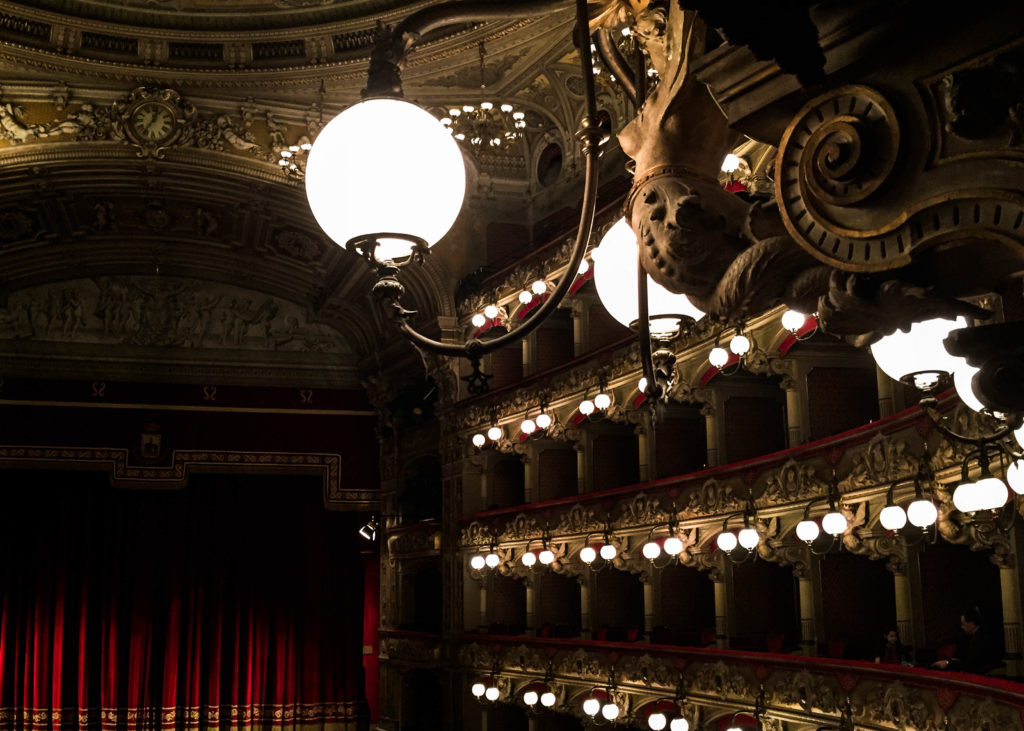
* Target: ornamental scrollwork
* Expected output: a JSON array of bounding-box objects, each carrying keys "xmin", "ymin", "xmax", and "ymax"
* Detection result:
[
  {"xmin": 839, "ymin": 433, "xmax": 917, "ymax": 491},
  {"xmin": 688, "ymin": 661, "xmax": 750, "ymax": 699},
  {"xmin": 683, "ymin": 477, "xmax": 742, "ymax": 517},
  {"xmin": 554, "ymin": 503, "xmax": 602, "ymax": 535},
  {"xmin": 616, "ymin": 653, "xmax": 676, "ymax": 687},
  {"xmin": 769, "ymin": 669, "xmax": 839, "ymax": 713},
  {"xmin": 843, "ymin": 528, "xmax": 910, "ymax": 575},
  {"xmin": 556, "ymin": 648, "xmax": 607, "ymax": 681},
  {"xmin": 863, "ymin": 680, "xmax": 940, "ymax": 731},
  {"xmin": 760, "ymin": 459, "xmax": 824, "ymax": 505},
  {"xmin": 946, "ymin": 694, "xmax": 1022, "ymax": 731},
  {"xmin": 506, "ymin": 645, "xmax": 547, "ymax": 673},
  {"xmin": 621, "ymin": 492, "xmax": 669, "ymax": 527},
  {"xmin": 500, "ymin": 513, "xmax": 541, "ymax": 542}
]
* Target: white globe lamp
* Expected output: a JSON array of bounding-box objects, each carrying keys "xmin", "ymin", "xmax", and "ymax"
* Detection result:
[
  {"xmin": 484, "ymin": 552, "xmax": 500, "ymax": 568},
  {"xmin": 540, "ymin": 691, "xmax": 556, "ymax": 707},
  {"xmin": 485, "ymin": 685, "xmax": 500, "ymax": 702},
  {"xmin": 521, "ymin": 551, "xmax": 537, "ymax": 567},
  {"xmin": 953, "ymin": 362, "xmax": 986, "ymax": 412},
  {"xmin": 670, "ymin": 718, "xmax": 690, "ymax": 731},
  {"xmin": 822, "ymin": 511, "xmax": 848, "ymax": 536},
  {"xmin": 729, "ymin": 334, "xmax": 751, "ymax": 356},
  {"xmin": 648, "ymin": 712, "xmax": 667, "ymax": 730},
  {"xmin": 870, "ymin": 316, "xmax": 967, "ymax": 390},
  {"xmin": 709, "ymin": 347, "xmax": 730, "ymax": 369},
  {"xmin": 594, "ymin": 392, "xmax": 612, "ymax": 410},
  {"xmin": 781, "ymin": 309, "xmax": 807, "ymax": 333},
  {"xmin": 305, "ymin": 98, "xmax": 466, "ymax": 262},
  {"xmin": 600, "ymin": 544, "xmax": 617, "ymax": 561},
  {"xmin": 601, "ymin": 702, "xmax": 620, "ymax": 721},
  {"xmin": 583, "ymin": 698, "xmax": 601, "ymax": 716},
  {"xmin": 523, "ymin": 690, "xmax": 539, "ymax": 706},
  {"xmin": 1007, "ymin": 459, "xmax": 1024, "ymax": 495},
  {"xmin": 521, "ymin": 417, "xmax": 536, "ymax": 435},
  {"xmin": 879, "ymin": 503, "xmax": 908, "ymax": 531},
  {"xmin": 796, "ymin": 519, "xmax": 820, "ymax": 543},
  {"xmin": 535, "ymin": 412, "xmax": 552, "ymax": 430},
  {"xmin": 539, "ymin": 548, "xmax": 555, "ymax": 565},
  {"xmin": 580, "ymin": 546, "xmax": 597, "ymax": 564},
  {"xmin": 470, "ymin": 555, "xmax": 485, "ymax": 570},
  {"xmin": 642, "ymin": 541, "xmax": 661, "ymax": 560},
  {"xmin": 716, "ymin": 531, "xmax": 738, "ymax": 552},
  {"xmin": 663, "ymin": 536, "xmax": 683, "ymax": 556},
  {"xmin": 907, "ymin": 498, "xmax": 938, "ymax": 528},
  {"xmin": 487, "ymin": 425, "xmax": 503, "ymax": 441},
  {"xmin": 471, "ymin": 682, "xmax": 486, "ymax": 698},
  {"xmin": 737, "ymin": 526, "xmax": 760, "ymax": 550},
  {"xmin": 579, "ymin": 399, "xmax": 595, "ymax": 416},
  {"xmin": 472, "ymin": 433, "xmax": 486, "ymax": 448}
]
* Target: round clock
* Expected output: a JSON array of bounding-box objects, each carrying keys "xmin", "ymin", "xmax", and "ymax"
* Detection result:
[{"xmin": 129, "ymin": 101, "xmax": 177, "ymax": 146}]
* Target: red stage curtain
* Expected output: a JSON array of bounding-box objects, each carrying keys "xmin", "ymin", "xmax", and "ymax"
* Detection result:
[{"xmin": 0, "ymin": 471, "xmax": 367, "ymax": 731}]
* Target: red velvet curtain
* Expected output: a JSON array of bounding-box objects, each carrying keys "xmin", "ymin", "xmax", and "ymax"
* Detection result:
[{"xmin": 0, "ymin": 471, "xmax": 366, "ymax": 731}]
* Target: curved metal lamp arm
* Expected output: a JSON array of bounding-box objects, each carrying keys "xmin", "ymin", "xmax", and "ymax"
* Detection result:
[
  {"xmin": 373, "ymin": 0, "xmax": 604, "ymax": 387},
  {"xmin": 919, "ymin": 396, "xmax": 1023, "ymax": 447},
  {"xmin": 591, "ymin": 28, "xmax": 639, "ymax": 108}
]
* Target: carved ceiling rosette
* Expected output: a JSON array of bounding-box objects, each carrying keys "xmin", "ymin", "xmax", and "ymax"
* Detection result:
[
  {"xmin": 556, "ymin": 648, "xmax": 608, "ymax": 681},
  {"xmin": 687, "ymin": 660, "xmax": 750, "ymax": 700},
  {"xmin": 616, "ymin": 653, "xmax": 676, "ymax": 688},
  {"xmin": 683, "ymin": 478, "xmax": 742, "ymax": 518},
  {"xmin": 760, "ymin": 458, "xmax": 825, "ymax": 506},
  {"xmin": 947, "ymin": 694, "xmax": 1023, "ymax": 731},
  {"xmin": 839, "ymin": 433, "xmax": 918, "ymax": 492},
  {"xmin": 861, "ymin": 680, "xmax": 941, "ymax": 731},
  {"xmin": 768, "ymin": 669, "xmax": 839, "ymax": 714}
]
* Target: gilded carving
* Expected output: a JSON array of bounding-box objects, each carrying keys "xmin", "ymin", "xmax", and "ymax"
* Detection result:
[
  {"xmin": 688, "ymin": 661, "xmax": 749, "ymax": 699},
  {"xmin": 761, "ymin": 459, "xmax": 823, "ymax": 505},
  {"xmin": 501, "ymin": 513, "xmax": 541, "ymax": 542},
  {"xmin": 769, "ymin": 669, "xmax": 838, "ymax": 713},
  {"xmin": 947, "ymin": 694, "xmax": 1022, "ymax": 731},
  {"xmin": 863, "ymin": 680, "xmax": 939, "ymax": 731},
  {"xmin": 553, "ymin": 503, "xmax": 602, "ymax": 535},
  {"xmin": 684, "ymin": 477, "xmax": 742, "ymax": 516},
  {"xmin": 556, "ymin": 649, "xmax": 607, "ymax": 681},
  {"xmin": 621, "ymin": 492, "xmax": 668, "ymax": 527},
  {"xmin": 616, "ymin": 653, "xmax": 675, "ymax": 687},
  {"xmin": 840, "ymin": 433, "xmax": 917, "ymax": 491}
]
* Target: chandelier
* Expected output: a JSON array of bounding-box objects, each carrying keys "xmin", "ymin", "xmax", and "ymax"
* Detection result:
[{"xmin": 441, "ymin": 42, "xmax": 526, "ymax": 148}]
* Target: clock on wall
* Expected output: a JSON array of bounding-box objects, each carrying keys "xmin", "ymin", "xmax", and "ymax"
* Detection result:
[
  {"xmin": 129, "ymin": 100, "xmax": 177, "ymax": 145},
  {"xmin": 113, "ymin": 86, "xmax": 196, "ymax": 158}
]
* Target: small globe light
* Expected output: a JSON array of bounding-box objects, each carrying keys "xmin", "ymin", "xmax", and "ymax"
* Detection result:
[
  {"xmin": 953, "ymin": 481, "xmax": 980, "ymax": 513},
  {"xmin": 729, "ymin": 334, "xmax": 751, "ymax": 356},
  {"xmin": 663, "ymin": 536, "xmax": 684, "ymax": 556},
  {"xmin": 485, "ymin": 686, "xmax": 500, "ymax": 701},
  {"xmin": 472, "ymin": 433, "xmax": 486, "ymax": 448},
  {"xmin": 737, "ymin": 526, "xmax": 760, "ymax": 550},
  {"xmin": 580, "ymin": 546, "xmax": 597, "ymax": 564},
  {"xmin": 1016, "ymin": 425, "xmax": 1024, "ymax": 450},
  {"xmin": 532, "ymin": 280, "xmax": 547, "ymax": 295},
  {"xmin": 519, "ymin": 290, "xmax": 533, "ymax": 305},
  {"xmin": 648, "ymin": 712, "xmax": 668, "ymax": 730},
  {"xmin": 483, "ymin": 304, "xmax": 500, "ymax": 320},
  {"xmin": 487, "ymin": 425, "xmax": 503, "ymax": 441},
  {"xmin": 535, "ymin": 412, "xmax": 552, "ymax": 430},
  {"xmin": 472, "ymin": 682, "xmax": 486, "ymax": 698},
  {"xmin": 599, "ymin": 544, "xmax": 617, "ymax": 561},
  {"xmin": 953, "ymin": 362, "xmax": 986, "ymax": 412},
  {"xmin": 709, "ymin": 347, "xmax": 730, "ymax": 369},
  {"xmin": 781, "ymin": 309, "xmax": 807, "ymax": 334},
  {"xmin": 870, "ymin": 316, "xmax": 967, "ymax": 390},
  {"xmin": 523, "ymin": 690, "xmax": 539, "ymax": 706},
  {"xmin": 670, "ymin": 719, "xmax": 690, "ymax": 731},
  {"xmin": 978, "ymin": 476, "xmax": 1009, "ymax": 510},
  {"xmin": 521, "ymin": 551, "xmax": 537, "ymax": 567},
  {"xmin": 578, "ymin": 258, "xmax": 590, "ymax": 275},
  {"xmin": 540, "ymin": 691, "xmax": 556, "ymax": 707},
  {"xmin": 484, "ymin": 552, "xmax": 500, "ymax": 568},
  {"xmin": 907, "ymin": 498, "xmax": 938, "ymax": 527},
  {"xmin": 305, "ymin": 98, "xmax": 465, "ymax": 261},
  {"xmin": 594, "ymin": 392, "xmax": 611, "ymax": 410},
  {"xmin": 471, "ymin": 313, "xmax": 486, "ymax": 328},
  {"xmin": 642, "ymin": 541, "xmax": 661, "ymax": 560},
  {"xmin": 470, "ymin": 555, "xmax": 486, "ymax": 570},
  {"xmin": 717, "ymin": 531, "xmax": 738, "ymax": 552},
  {"xmin": 579, "ymin": 399, "xmax": 595, "ymax": 415},
  {"xmin": 795, "ymin": 519, "xmax": 820, "ymax": 543},
  {"xmin": 822, "ymin": 511, "xmax": 848, "ymax": 536},
  {"xmin": 721, "ymin": 153, "xmax": 742, "ymax": 173},
  {"xmin": 539, "ymin": 548, "xmax": 555, "ymax": 565},
  {"xmin": 521, "ymin": 418, "xmax": 536, "ymax": 435},
  {"xmin": 1007, "ymin": 459, "xmax": 1024, "ymax": 495},
  {"xmin": 592, "ymin": 218, "xmax": 705, "ymax": 337},
  {"xmin": 879, "ymin": 504, "xmax": 908, "ymax": 531},
  {"xmin": 583, "ymin": 698, "xmax": 601, "ymax": 716},
  {"xmin": 602, "ymin": 702, "xmax": 620, "ymax": 721},
  {"xmin": 638, "ymin": 376, "xmax": 649, "ymax": 393}
]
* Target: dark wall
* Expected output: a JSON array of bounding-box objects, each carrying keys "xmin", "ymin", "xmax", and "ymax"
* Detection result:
[
  {"xmin": 535, "ymin": 572, "xmax": 581, "ymax": 636},
  {"xmin": 490, "ymin": 456, "xmax": 525, "ymax": 509},
  {"xmin": 537, "ymin": 448, "xmax": 577, "ymax": 502},
  {"xmin": 490, "ymin": 575, "xmax": 526, "ymax": 634},
  {"xmin": 592, "ymin": 569, "xmax": 644, "ymax": 639},
  {"xmin": 655, "ymin": 409, "xmax": 707, "ymax": 478},
  {"xmin": 919, "ymin": 541, "xmax": 1002, "ymax": 651},
  {"xmin": 806, "ymin": 366, "xmax": 879, "ymax": 441},
  {"xmin": 724, "ymin": 394, "xmax": 786, "ymax": 463},
  {"xmin": 591, "ymin": 431, "xmax": 639, "ymax": 492},
  {"xmin": 659, "ymin": 563, "xmax": 715, "ymax": 646},
  {"xmin": 820, "ymin": 553, "xmax": 895, "ymax": 659},
  {"xmin": 731, "ymin": 560, "xmax": 799, "ymax": 651}
]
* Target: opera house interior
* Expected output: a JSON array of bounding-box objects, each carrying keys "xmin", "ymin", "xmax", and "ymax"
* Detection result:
[{"xmin": 3, "ymin": 1, "xmax": 1024, "ymax": 730}]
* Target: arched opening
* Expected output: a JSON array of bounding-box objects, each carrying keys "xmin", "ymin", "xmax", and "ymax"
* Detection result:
[
  {"xmin": 397, "ymin": 455, "xmax": 442, "ymax": 523},
  {"xmin": 535, "ymin": 572, "xmax": 581, "ymax": 638},
  {"xmin": 731, "ymin": 560, "xmax": 799, "ymax": 652},
  {"xmin": 400, "ymin": 669, "xmax": 444, "ymax": 731},
  {"xmin": 490, "ymin": 455, "xmax": 525, "ymax": 510},
  {"xmin": 658, "ymin": 563, "xmax": 715, "ymax": 646},
  {"xmin": 536, "ymin": 141, "xmax": 562, "ymax": 187},
  {"xmin": 819, "ymin": 552, "xmax": 896, "ymax": 659},
  {"xmin": 592, "ymin": 569, "xmax": 644, "ymax": 641}
]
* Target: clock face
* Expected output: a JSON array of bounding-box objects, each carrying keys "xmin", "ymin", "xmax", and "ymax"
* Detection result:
[{"xmin": 131, "ymin": 102, "xmax": 175, "ymax": 144}]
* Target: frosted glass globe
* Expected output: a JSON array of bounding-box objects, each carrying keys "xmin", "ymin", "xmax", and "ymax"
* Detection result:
[
  {"xmin": 953, "ymin": 481, "xmax": 980, "ymax": 513},
  {"xmin": 716, "ymin": 532, "xmax": 738, "ymax": 552},
  {"xmin": 305, "ymin": 98, "xmax": 465, "ymax": 260},
  {"xmin": 737, "ymin": 526, "xmax": 759, "ymax": 550},
  {"xmin": 979, "ymin": 476, "xmax": 1009, "ymax": 510},
  {"xmin": 907, "ymin": 498, "xmax": 938, "ymax": 527},
  {"xmin": 1016, "ymin": 425, "xmax": 1024, "ymax": 450},
  {"xmin": 484, "ymin": 304, "xmax": 500, "ymax": 320},
  {"xmin": 870, "ymin": 317, "xmax": 967, "ymax": 390},
  {"xmin": 796, "ymin": 519, "xmax": 820, "ymax": 542},
  {"xmin": 638, "ymin": 376, "xmax": 649, "ymax": 392},
  {"xmin": 709, "ymin": 347, "xmax": 729, "ymax": 369},
  {"xmin": 1007, "ymin": 459, "xmax": 1024, "ymax": 495},
  {"xmin": 592, "ymin": 218, "xmax": 705, "ymax": 336},
  {"xmin": 781, "ymin": 309, "xmax": 807, "ymax": 333},
  {"xmin": 484, "ymin": 552, "xmax": 500, "ymax": 568},
  {"xmin": 600, "ymin": 544, "xmax": 617, "ymax": 561},
  {"xmin": 471, "ymin": 682, "xmax": 486, "ymax": 697},
  {"xmin": 953, "ymin": 362, "xmax": 986, "ymax": 412},
  {"xmin": 594, "ymin": 392, "xmax": 612, "ymax": 410},
  {"xmin": 642, "ymin": 541, "xmax": 661, "ymax": 560},
  {"xmin": 531, "ymin": 280, "xmax": 547, "ymax": 295},
  {"xmin": 879, "ymin": 504, "xmax": 908, "ymax": 531},
  {"xmin": 541, "ymin": 691, "xmax": 555, "ymax": 707},
  {"xmin": 471, "ymin": 313, "xmax": 486, "ymax": 328},
  {"xmin": 579, "ymin": 399, "xmax": 595, "ymax": 416},
  {"xmin": 583, "ymin": 698, "xmax": 601, "ymax": 716},
  {"xmin": 521, "ymin": 418, "xmax": 536, "ymax": 435},
  {"xmin": 485, "ymin": 686, "xmax": 500, "ymax": 701},
  {"xmin": 670, "ymin": 719, "xmax": 690, "ymax": 731},
  {"xmin": 472, "ymin": 433, "xmax": 486, "ymax": 448},
  {"xmin": 535, "ymin": 413, "xmax": 552, "ymax": 430},
  {"xmin": 519, "ymin": 290, "xmax": 533, "ymax": 305},
  {"xmin": 521, "ymin": 551, "xmax": 537, "ymax": 567},
  {"xmin": 523, "ymin": 691, "xmax": 539, "ymax": 706},
  {"xmin": 487, "ymin": 426, "xmax": 503, "ymax": 441},
  {"xmin": 580, "ymin": 546, "xmax": 597, "ymax": 563},
  {"xmin": 470, "ymin": 555, "xmax": 485, "ymax": 570},
  {"xmin": 539, "ymin": 549, "xmax": 555, "ymax": 565},
  {"xmin": 648, "ymin": 712, "xmax": 667, "ymax": 730},
  {"xmin": 822, "ymin": 511, "xmax": 848, "ymax": 536},
  {"xmin": 729, "ymin": 334, "xmax": 751, "ymax": 356},
  {"xmin": 663, "ymin": 536, "xmax": 683, "ymax": 556},
  {"xmin": 602, "ymin": 702, "xmax": 620, "ymax": 720}
]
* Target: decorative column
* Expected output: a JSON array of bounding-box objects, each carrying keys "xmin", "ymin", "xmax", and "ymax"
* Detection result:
[
  {"xmin": 630, "ymin": 410, "xmax": 654, "ymax": 482},
  {"xmin": 704, "ymin": 556, "xmax": 733, "ymax": 649},
  {"xmin": 478, "ymin": 581, "xmax": 489, "ymax": 633},
  {"xmin": 876, "ymin": 366, "xmax": 895, "ymax": 418},
  {"xmin": 525, "ymin": 579, "xmax": 536, "ymax": 636},
  {"xmin": 781, "ymin": 376, "xmax": 804, "ymax": 448},
  {"xmin": 517, "ymin": 444, "xmax": 536, "ymax": 504},
  {"xmin": 795, "ymin": 559, "xmax": 821, "ymax": 656},
  {"xmin": 580, "ymin": 576, "xmax": 592, "ymax": 639},
  {"xmin": 702, "ymin": 402, "xmax": 719, "ymax": 468},
  {"xmin": 567, "ymin": 428, "xmax": 591, "ymax": 494},
  {"xmin": 643, "ymin": 578, "xmax": 655, "ymax": 639},
  {"xmin": 889, "ymin": 545, "xmax": 925, "ymax": 652},
  {"xmin": 997, "ymin": 526, "xmax": 1023, "ymax": 676},
  {"xmin": 522, "ymin": 331, "xmax": 536, "ymax": 378},
  {"xmin": 570, "ymin": 299, "xmax": 590, "ymax": 357}
]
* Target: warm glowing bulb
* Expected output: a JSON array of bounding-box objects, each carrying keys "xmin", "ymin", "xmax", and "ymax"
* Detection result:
[
  {"xmin": 709, "ymin": 347, "xmax": 729, "ymax": 369},
  {"xmin": 539, "ymin": 549, "xmax": 555, "ymax": 565},
  {"xmin": 870, "ymin": 316, "xmax": 967, "ymax": 390},
  {"xmin": 523, "ymin": 691, "xmax": 539, "ymax": 706},
  {"xmin": 579, "ymin": 399, "xmax": 595, "ymax": 415},
  {"xmin": 716, "ymin": 532, "xmax": 738, "ymax": 552},
  {"xmin": 578, "ymin": 258, "xmax": 590, "ymax": 274},
  {"xmin": 642, "ymin": 541, "xmax": 661, "ymax": 560},
  {"xmin": 535, "ymin": 412, "xmax": 552, "ymax": 429},
  {"xmin": 583, "ymin": 698, "xmax": 601, "ymax": 716},
  {"xmin": 521, "ymin": 551, "xmax": 537, "ymax": 567},
  {"xmin": 602, "ymin": 702, "xmax": 620, "ymax": 720},
  {"xmin": 599, "ymin": 544, "xmax": 617, "ymax": 561},
  {"xmin": 638, "ymin": 376, "xmax": 649, "ymax": 392},
  {"xmin": 540, "ymin": 691, "xmax": 556, "ymax": 707},
  {"xmin": 781, "ymin": 309, "xmax": 807, "ymax": 333},
  {"xmin": 519, "ymin": 290, "xmax": 533, "ymax": 305},
  {"xmin": 953, "ymin": 362, "xmax": 986, "ymax": 412},
  {"xmin": 648, "ymin": 712, "xmax": 667, "ymax": 730},
  {"xmin": 487, "ymin": 425, "xmax": 503, "ymax": 441},
  {"xmin": 907, "ymin": 498, "xmax": 938, "ymax": 528},
  {"xmin": 470, "ymin": 555, "xmax": 485, "ymax": 570},
  {"xmin": 879, "ymin": 504, "xmax": 908, "ymax": 531},
  {"xmin": 822, "ymin": 511, "xmax": 848, "ymax": 536},
  {"xmin": 594, "ymin": 392, "xmax": 611, "ymax": 410},
  {"xmin": 484, "ymin": 552, "xmax": 500, "ymax": 568},
  {"xmin": 738, "ymin": 526, "xmax": 759, "ymax": 550},
  {"xmin": 531, "ymin": 280, "xmax": 547, "ymax": 295},
  {"xmin": 729, "ymin": 334, "xmax": 751, "ymax": 356},
  {"xmin": 483, "ymin": 304, "xmax": 500, "ymax": 320},
  {"xmin": 670, "ymin": 719, "xmax": 690, "ymax": 731},
  {"xmin": 485, "ymin": 686, "xmax": 499, "ymax": 701},
  {"xmin": 796, "ymin": 519, "xmax": 820, "ymax": 543},
  {"xmin": 721, "ymin": 153, "xmax": 742, "ymax": 173},
  {"xmin": 663, "ymin": 536, "xmax": 683, "ymax": 556},
  {"xmin": 521, "ymin": 418, "xmax": 536, "ymax": 435},
  {"xmin": 471, "ymin": 313, "xmax": 486, "ymax": 328},
  {"xmin": 1016, "ymin": 425, "xmax": 1024, "ymax": 450},
  {"xmin": 472, "ymin": 682, "xmax": 486, "ymax": 697},
  {"xmin": 580, "ymin": 546, "xmax": 597, "ymax": 564},
  {"xmin": 472, "ymin": 433, "xmax": 486, "ymax": 448},
  {"xmin": 1007, "ymin": 459, "xmax": 1024, "ymax": 495}
]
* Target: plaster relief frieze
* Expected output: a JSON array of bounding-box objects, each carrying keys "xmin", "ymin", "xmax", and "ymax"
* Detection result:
[
  {"xmin": 620, "ymin": 492, "xmax": 668, "ymax": 528},
  {"xmin": 616, "ymin": 653, "xmax": 676, "ymax": 688},
  {"xmin": 760, "ymin": 458, "xmax": 824, "ymax": 506},
  {"xmin": 499, "ymin": 513, "xmax": 540, "ymax": 542},
  {"xmin": 505, "ymin": 645, "xmax": 547, "ymax": 673},
  {"xmin": 457, "ymin": 642, "xmax": 496, "ymax": 671},
  {"xmin": 687, "ymin": 660, "xmax": 750, "ymax": 700},
  {"xmin": 768, "ymin": 669, "xmax": 839, "ymax": 713},
  {"xmin": 555, "ymin": 648, "xmax": 607, "ymax": 682},
  {"xmin": 838, "ymin": 433, "xmax": 917, "ymax": 492},
  {"xmin": 683, "ymin": 477, "xmax": 742, "ymax": 518},
  {"xmin": 843, "ymin": 528, "xmax": 910, "ymax": 575},
  {"xmin": 553, "ymin": 503, "xmax": 602, "ymax": 536},
  {"xmin": 0, "ymin": 276, "xmax": 346, "ymax": 353},
  {"xmin": 946, "ymin": 694, "xmax": 1023, "ymax": 731},
  {"xmin": 861, "ymin": 680, "xmax": 940, "ymax": 731}
]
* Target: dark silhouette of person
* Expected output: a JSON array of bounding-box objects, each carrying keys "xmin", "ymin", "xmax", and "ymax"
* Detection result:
[
  {"xmin": 874, "ymin": 628, "xmax": 911, "ymax": 665},
  {"xmin": 931, "ymin": 608, "xmax": 1003, "ymax": 674}
]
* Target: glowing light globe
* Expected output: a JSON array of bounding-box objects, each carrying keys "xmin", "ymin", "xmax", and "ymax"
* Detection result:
[
  {"xmin": 602, "ymin": 702, "xmax": 620, "ymax": 721},
  {"xmin": 670, "ymin": 719, "xmax": 690, "ymax": 731},
  {"xmin": 737, "ymin": 526, "xmax": 759, "ymax": 550},
  {"xmin": 519, "ymin": 290, "xmax": 533, "ymax": 305},
  {"xmin": 1016, "ymin": 424, "xmax": 1024, "ymax": 450},
  {"xmin": 483, "ymin": 304, "xmax": 500, "ymax": 320},
  {"xmin": 471, "ymin": 313, "xmax": 486, "ymax": 328},
  {"xmin": 471, "ymin": 682, "xmax": 486, "ymax": 698},
  {"xmin": 781, "ymin": 309, "xmax": 807, "ymax": 333},
  {"xmin": 580, "ymin": 546, "xmax": 597, "ymax": 563},
  {"xmin": 594, "ymin": 392, "xmax": 612, "ymax": 410},
  {"xmin": 716, "ymin": 532, "xmax": 738, "ymax": 552},
  {"xmin": 953, "ymin": 362, "xmax": 986, "ymax": 412},
  {"xmin": 795, "ymin": 519, "xmax": 820, "ymax": 543},
  {"xmin": 642, "ymin": 541, "xmax": 661, "ymax": 560},
  {"xmin": 484, "ymin": 552, "xmax": 500, "ymax": 568},
  {"xmin": 487, "ymin": 425, "xmax": 503, "ymax": 441},
  {"xmin": 822, "ymin": 511, "xmax": 848, "ymax": 536},
  {"xmin": 600, "ymin": 544, "xmax": 617, "ymax": 561},
  {"xmin": 523, "ymin": 690, "xmax": 539, "ymax": 706},
  {"xmin": 663, "ymin": 536, "xmax": 683, "ymax": 556},
  {"xmin": 470, "ymin": 555, "xmax": 486, "ymax": 570},
  {"xmin": 485, "ymin": 686, "xmax": 500, "ymax": 701},
  {"xmin": 953, "ymin": 477, "xmax": 1006, "ymax": 513},
  {"xmin": 521, "ymin": 418, "xmax": 536, "ymax": 435},
  {"xmin": 879, "ymin": 504, "xmax": 908, "ymax": 531},
  {"xmin": 722, "ymin": 153, "xmax": 742, "ymax": 173},
  {"xmin": 709, "ymin": 347, "xmax": 729, "ymax": 369},
  {"xmin": 532, "ymin": 280, "xmax": 547, "ymax": 295},
  {"xmin": 592, "ymin": 218, "xmax": 705, "ymax": 337},
  {"xmin": 305, "ymin": 98, "xmax": 466, "ymax": 261},
  {"xmin": 907, "ymin": 498, "xmax": 938, "ymax": 528},
  {"xmin": 729, "ymin": 334, "xmax": 751, "ymax": 356},
  {"xmin": 472, "ymin": 433, "xmax": 486, "ymax": 448},
  {"xmin": 535, "ymin": 412, "xmax": 552, "ymax": 430},
  {"xmin": 1007, "ymin": 459, "xmax": 1024, "ymax": 495},
  {"xmin": 539, "ymin": 548, "xmax": 555, "ymax": 565},
  {"xmin": 583, "ymin": 698, "xmax": 601, "ymax": 716},
  {"xmin": 579, "ymin": 399, "xmax": 595, "ymax": 416},
  {"xmin": 870, "ymin": 317, "xmax": 967, "ymax": 390},
  {"xmin": 638, "ymin": 376, "xmax": 649, "ymax": 392},
  {"xmin": 541, "ymin": 691, "xmax": 556, "ymax": 707},
  {"xmin": 521, "ymin": 551, "xmax": 537, "ymax": 567},
  {"xmin": 648, "ymin": 712, "xmax": 667, "ymax": 730}
]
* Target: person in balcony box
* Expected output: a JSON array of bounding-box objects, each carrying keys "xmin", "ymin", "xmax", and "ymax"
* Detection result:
[
  {"xmin": 874, "ymin": 628, "xmax": 912, "ymax": 666},
  {"xmin": 931, "ymin": 608, "xmax": 1003, "ymax": 674}
]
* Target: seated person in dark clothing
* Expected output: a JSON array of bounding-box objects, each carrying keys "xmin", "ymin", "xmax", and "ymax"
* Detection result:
[
  {"xmin": 931, "ymin": 609, "xmax": 1003, "ymax": 674},
  {"xmin": 874, "ymin": 628, "xmax": 911, "ymax": 665}
]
